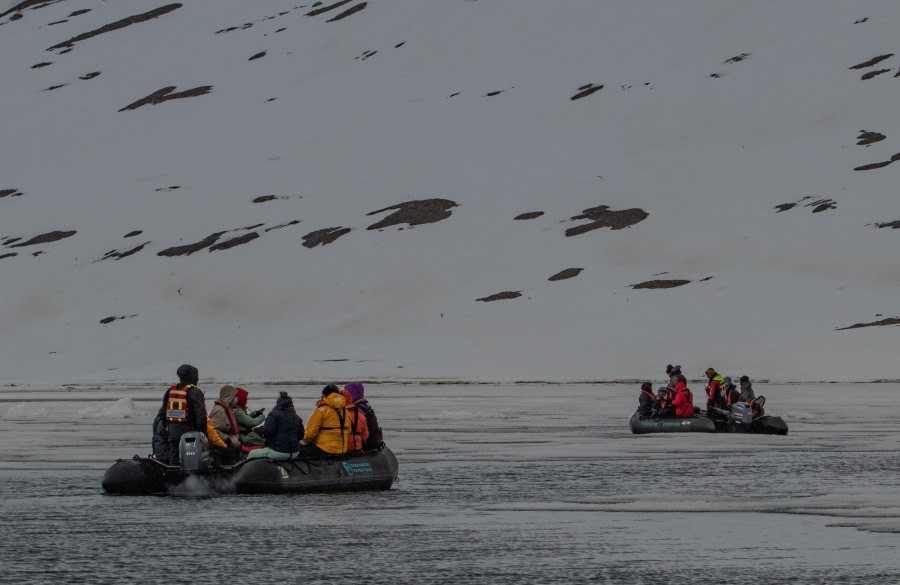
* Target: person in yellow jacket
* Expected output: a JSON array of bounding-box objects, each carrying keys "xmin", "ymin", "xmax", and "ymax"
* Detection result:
[{"xmin": 298, "ymin": 385, "xmax": 352, "ymax": 457}]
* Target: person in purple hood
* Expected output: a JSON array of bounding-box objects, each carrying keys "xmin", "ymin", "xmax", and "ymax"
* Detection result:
[{"xmin": 343, "ymin": 382, "xmax": 383, "ymax": 451}]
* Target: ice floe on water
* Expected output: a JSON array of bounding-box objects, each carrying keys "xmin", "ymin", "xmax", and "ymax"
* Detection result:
[
  {"xmin": 2, "ymin": 402, "xmax": 47, "ymax": 419},
  {"xmin": 78, "ymin": 397, "xmax": 140, "ymax": 419}
]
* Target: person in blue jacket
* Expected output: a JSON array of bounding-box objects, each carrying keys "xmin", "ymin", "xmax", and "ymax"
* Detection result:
[{"xmin": 246, "ymin": 391, "xmax": 305, "ymax": 460}]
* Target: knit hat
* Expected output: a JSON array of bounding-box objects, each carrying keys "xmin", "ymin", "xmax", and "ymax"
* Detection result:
[
  {"xmin": 705, "ymin": 368, "xmax": 716, "ymax": 376},
  {"xmin": 176, "ymin": 364, "xmax": 198, "ymax": 386},
  {"xmin": 641, "ymin": 382, "xmax": 652, "ymax": 392},
  {"xmin": 275, "ymin": 391, "xmax": 294, "ymax": 409},
  {"xmin": 739, "ymin": 375, "xmax": 750, "ymax": 385},
  {"xmin": 665, "ymin": 364, "xmax": 674, "ymax": 375}
]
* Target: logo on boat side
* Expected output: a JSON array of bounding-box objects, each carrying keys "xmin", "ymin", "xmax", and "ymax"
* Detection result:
[{"xmin": 342, "ymin": 462, "xmax": 373, "ymax": 475}]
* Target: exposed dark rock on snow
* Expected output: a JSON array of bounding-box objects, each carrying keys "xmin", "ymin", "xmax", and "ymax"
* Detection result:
[
  {"xmin": 356, "ymin": 50, "xmax": 377, "ymax": 61},
  {"xmin": 253, "ymin": 195, "xmax": 288, "ymax": 203},
  {"xmin": 861, "ymin": 69, "xmax": 892, "ymax": 80},
  {"xmin": 306, "ymin": 0, "xmax": 353, "ymax": 17},
  {"xmin": 249, "ymin": 51, "xmax": 266, "ymax": 61},
  {"xmin": 0, "ymin": 0, "xmax": 66, "ymax": 18},
  {"xmin": 0, "ymin": 253, "xmax": 16, "ymax": 260},
  {"xmin": 10, "ymin": 230, "xmax": 76, "ymax": 247},
  {"xmin": 124, "ymin": 229, "xmax": 144, "ymax": 238},
  {"xmin": 265, "ymin": 220, "xmax": 300, "ymax": 232},
  {"xmin": 119, "ymin": 85, "xmax": 213, "ymax": 112},
  {"xmin": 565, "ymin": 205, "xmax": 648, "ymax": 236},
  {"xmin": 99, "ymin": 243, "xmax": 149, "ymax": 261},
  {"xmin": 548, "ymin": 268, "xmax": 583, "ymax": 281},
  {"xmin": 837, "ymin": 317, "xmax": 900, "ymax": 330},
  {"xmin": 874, "ymin": 220, "xmax": 900, "ymax": 229},
  {"xmin": 631, "ymin": 279, "xmax": 691, "ymax": 289},
  {"xmin": 242, "ymin": 223, "xmax": 265, "ymax": 231},
  {"xmin": 79, "ymin": 72, "xmax": 101, "ymax": 80},
  {"xmin": 2, "ymin": 237, "xmax": 22, "ymax": 245},
  {"xmin": 155, "ymin": 186, "xmax": 180, "ymax": 192},
  {"xmin": 477, "ymin": 291, "xmax": 522, "ymax": 302},
  {"xmin": 47, "ymin": 4, "xmax": 183, "ymax": 52},
  {"xmin": 216, "ymin": 23, "xmax": 252, "ymax": 34},
  {"xmin": 0, "ymin": 189, "xmax": 23, "ymax": 198},
  {"xmin": 849, "ymin": 54, "xmax": 893, "ymax": 69},
  {"xmin": 100, "ymin": 314, "xmax": 137, "ymax": 325},
  {"xmin": 854, "ymin": 153, "xmax": 900, "ymax": 171},
  {"xmin": 775, "ymin": 197, "xmax": 835, "ymax": 213},
  {"xmin": 571, "ymin": 83, "xmax": 603, "ymax": 101},
  {"xmin": 485, "ymin": 90, "xmax": 504, "ymax": 97},
  {"xmin": 209, "ymin": 232, "xmax": 259, "ymax": 251},
  {"xmin": 303, "ymin": 227, "xmax": 351, "ymax": 248},
  {"xmin": 857, "ymin": 130, "xmax": 886, "ymax": 145},
  {"xmin": 48, "ymin": 19, "xmax": 67, "ymax": 26},
  {"xmin": 515, "ymin": 211, "xmax": 544, "ymax": 220},
  {"xmin": 44, "ymin": 84, "xmax": 68, "ymax": 91},
  {"xmin": 807, "ymin": 198, "xmax": 836, "ymax": 213},
  {"xmin": 69, "ymin": 9, "xmax": 91, "ymax": 17},
  {"xmin": 31, "ymin": 62, "xmax": 52, "ymax": 68},
  {"xmin": 157, "ymin": 232, "xmax": 225, "ymax": 257},
  {"xmin": 724, "ymin": 53, "xmax": 750, "ymax": 63},
  {"xmin": 328, "ymin": 3, "xmax": 367, "ymax": 22},
  {"xmin": 366, "ymin": 198, "xmax": 459, "ymax": 230}
]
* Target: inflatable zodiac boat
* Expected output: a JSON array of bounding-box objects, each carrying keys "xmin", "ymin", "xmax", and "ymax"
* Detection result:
[{"xmin": 102, "ymin": 432, "xmax": 399, "ymax": 496}]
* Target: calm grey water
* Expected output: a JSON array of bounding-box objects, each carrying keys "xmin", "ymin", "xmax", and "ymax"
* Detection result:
[{"xmin": 1, "ymin": 383, "xmax": 899, "ymax": 584}]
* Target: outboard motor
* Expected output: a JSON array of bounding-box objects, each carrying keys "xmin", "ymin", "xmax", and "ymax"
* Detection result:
[
  {"xmin": 728, "ymin": 402, "xmax": 753, "ymax": 432},
  {"xmin": 178, "ymin": 431, "xmax": 210, "ymax": 473}
]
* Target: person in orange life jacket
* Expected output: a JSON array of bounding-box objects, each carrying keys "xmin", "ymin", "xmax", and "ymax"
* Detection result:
[
  {"xmin": 246, "ymin": 391, "xmax": 305, "ymax": 460},
  {"xmin": 672, "ymin": 381, "xmax": 695, "ymax": 417},
  {"xmin": 340, "ymin": 387, "xmax": 369, "ymax": 453},
  {"xmin": 233, "ymin": 387, "xmax": 266, "ymax": 446},
  {"xmin": 722, "ymin": 377, "xmax": 740, "ymax": 408},
  {"xmin": 298, "ymin": 385, "xmax": 353, "ymax": 457},
  {"xmin": 157, "ymin": 364, "xmax": 208, "ymax": 465},
  {"xmin": 638, "ymin": 382, "xmax": 656, "ymax": 417},
  {"xmin": 344, "ymin": 382, "xmax": 383, "ymax": 450},
  {"xmin": 704, "ymin": 367, "xmax": 725, "ymax": 414}
]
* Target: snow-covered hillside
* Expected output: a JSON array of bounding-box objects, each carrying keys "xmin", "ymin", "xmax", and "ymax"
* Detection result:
[{"xmin": 1, "ymin": 0, "xmax": 898, "ymax": 385}]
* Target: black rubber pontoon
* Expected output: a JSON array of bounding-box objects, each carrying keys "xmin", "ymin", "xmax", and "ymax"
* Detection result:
[{"xmin": 102, "ymin": 446, "xmax": 399, "ymax": 496}]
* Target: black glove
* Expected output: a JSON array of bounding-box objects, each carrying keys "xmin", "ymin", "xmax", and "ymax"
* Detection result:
[{"xmin": 251, "ymin": 408, "xmax": 265, "ymax": 417}]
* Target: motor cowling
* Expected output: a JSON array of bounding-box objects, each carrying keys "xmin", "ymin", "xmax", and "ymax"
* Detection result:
[
  {"xmin": 729, "ymin": 402, "xmax": 753, "ymax": 430},
  {"xmin": 178, "ymin": 431, "xmax": 210, "ymax": 473}
]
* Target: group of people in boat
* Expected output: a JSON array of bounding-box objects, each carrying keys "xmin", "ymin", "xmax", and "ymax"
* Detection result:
[
  {"xmin": 637, "ymin": 364, "xmax": 764, "ymax": 419},
  {"xmin": 152, "ymin": 364, "xmax": 383, "ymax": 466}
]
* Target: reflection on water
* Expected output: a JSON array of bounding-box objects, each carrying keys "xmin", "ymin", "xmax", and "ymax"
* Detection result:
[{"xmin": 1, "ymin": 383, "xmax": 899, "ymax": 583}]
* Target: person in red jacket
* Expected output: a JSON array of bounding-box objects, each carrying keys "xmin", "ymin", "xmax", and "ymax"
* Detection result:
[{"xmin": 672, "ymin": 381, "xmax": 694, "ymax": 417}]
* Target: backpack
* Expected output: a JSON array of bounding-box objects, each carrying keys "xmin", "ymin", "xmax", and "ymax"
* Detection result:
[{"xmin": 358, "ymin": 402, "xmax": 383, "ymax": 450}]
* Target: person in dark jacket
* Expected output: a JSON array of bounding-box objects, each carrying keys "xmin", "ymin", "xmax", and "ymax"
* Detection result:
[
  {"xmin": 157, "ymin": 364, "xmax": 208, "ymax": 465},
  {"xmin": 344, "ymin": 382, "xmax": 383, "ymax": 450},
  {"xmin": 151, "ymin": 412, "xmax": 171, "ymax": 462},
  {"xmin": 246, "ymin": 391, "xmax": 305, "ymax": 460},
  {"xmin": 739, "ymin": 376, "xmax": 765, "ymax": 418},
  {"xmin": 638, "ymin": 382, "xmax": 656, "ymax": 417}
]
